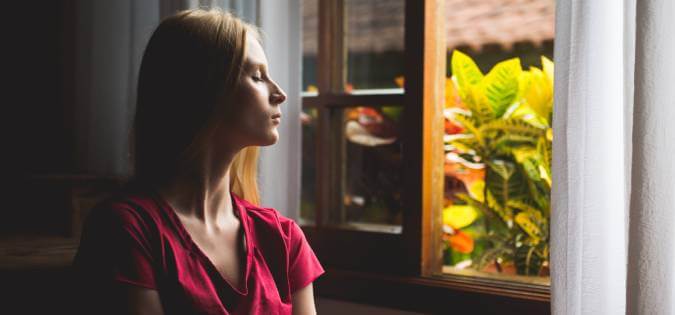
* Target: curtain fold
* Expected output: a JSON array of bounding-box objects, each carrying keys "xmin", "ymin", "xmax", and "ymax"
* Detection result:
[
  {"xmin": 552, "ymin": 0, "xmax": 675, "ymax": 314},
  {"xmin": 626, "ymin": 1, "xmax": 675, "ymax": 314}
]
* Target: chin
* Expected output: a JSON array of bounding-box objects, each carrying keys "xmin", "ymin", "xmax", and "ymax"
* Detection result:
[
  {"xmin": 245, "ymin": 127, "xmax": 279, "ymax": 147},
  {"xmin": 259, "ymin": 132, "xmax": 279, "ymax": 146}
]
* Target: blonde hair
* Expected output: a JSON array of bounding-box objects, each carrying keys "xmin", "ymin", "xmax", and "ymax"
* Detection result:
[
  {"xmin": 230, "ymin": 147, "xmax": 260, "ymax": 205},
  {"xmin": 132, "ymin": 8, "xmax": 261, "ymax": 205}
]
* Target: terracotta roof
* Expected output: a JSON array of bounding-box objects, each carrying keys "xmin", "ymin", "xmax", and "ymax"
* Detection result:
[{"xmin": 302, "ymin": 0, "xmax": 555, "ymax": 55}]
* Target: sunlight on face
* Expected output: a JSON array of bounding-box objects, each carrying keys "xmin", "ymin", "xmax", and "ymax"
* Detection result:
[{"xmin": 217, "ymin": 35, "xmax": 287, "ymax": 150}]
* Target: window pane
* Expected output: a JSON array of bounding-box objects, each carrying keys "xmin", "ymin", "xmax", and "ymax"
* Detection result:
[
  {"xmin": 300, "ymin": 107, "xmax": 318, "ymax": 225},
  {"xmin": 302, "ymin": 0, "xmax": 318, "ymax": 93},
  {"xmin": 333, "ymin": 105, "xmax": 403, "ymax": 233},
  {"xmin": 346, "ymin": 0, "xmax": 405, "ymax": 92},
  {"xmin": 440, "ymin": 0, "xmax": 554, "ymax": 285}
]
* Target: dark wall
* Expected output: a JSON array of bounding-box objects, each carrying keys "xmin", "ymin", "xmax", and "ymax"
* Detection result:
[
  {"xmin": 4, "ymin": 1, "xmax": 77, "ymax": 236},
  {"xmin": 6, "ymin": 1, "xmax": 76, "ymax": 176}
]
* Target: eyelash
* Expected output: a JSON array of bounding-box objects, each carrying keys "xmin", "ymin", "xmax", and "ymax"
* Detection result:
[{"xmin": 252, "ymin": 72, "xmax": 264, "ymax": 82}]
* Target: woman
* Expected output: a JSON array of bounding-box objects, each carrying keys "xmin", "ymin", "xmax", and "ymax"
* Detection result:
[{"xmin": 73, "ymin": 8, "xmax": 324, "ymax": 315}]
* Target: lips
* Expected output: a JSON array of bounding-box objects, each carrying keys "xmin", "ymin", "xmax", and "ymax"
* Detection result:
[{"xmin": 271, "ymin": 113, "xmax": 281, "ymax": 124}]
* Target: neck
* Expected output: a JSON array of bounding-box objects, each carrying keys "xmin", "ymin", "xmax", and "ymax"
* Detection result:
[{"xmin": 156, "ymin": 147, "xmax": 240, "ymax": 231}]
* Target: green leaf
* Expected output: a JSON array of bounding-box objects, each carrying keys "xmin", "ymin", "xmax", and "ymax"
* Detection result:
[
  {"xmin": 452, "ymin": 112, "xmax": 486, "ymax": 150},
  {"xmin": 493, "ymin": 135, "xmax": 538, "ymax": 156},
  {"xmin": 451, "ymin": 50, "xmax": 484, "ymax": 94},
  {"xmin": 487, "ymin": 159, "xmax": 516, "ymax": 180},
  {"xmin": 449, "ymin": 137, "xmax": 478, "ymax": 154},
  {"xmin": 521, "ymin": 158, "xmax": 541, "ymax": 181},
  {"xmin": 486, "ymin": 160, "xmax": 528, "ymax": 214},
  {"xmin": 486, "ymin": 190, "xmax": 513, "ymax": 227},
  {"xmin": 481, "ymin": 58, "xmax": 522, "ymax": 118},
  {"xmin": 514, "ymin": 211, "xmax": 545, "ymax": 242},
  {"xmin": 507, "ymin": 200, "xmax": 542, "ymax": 215},
  {"xmin": 515, "ymin": 244, "xmax": 544, "ymax": 276},
  {"xmin": 480, "ymin": 118, "xmax": 546, "ymax": 139},
  {"xmin": 537, "ymin": 135, "xmax": 552, "ymax": 181},
  {"xmin": 463, "ymin": 85, "xmax": 495, "ymax": 123}
]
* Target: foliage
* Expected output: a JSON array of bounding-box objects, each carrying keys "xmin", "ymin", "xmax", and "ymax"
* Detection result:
[{"xmin": 443, "ymin": 50, "xmax": 553, "ymax": 276}]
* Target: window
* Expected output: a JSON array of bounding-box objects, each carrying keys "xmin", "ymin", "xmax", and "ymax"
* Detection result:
[
  {"xmin": 301, "ymin": 0, "xmax": 553, "ymax": 312},
  {"xmin": 439, "ymin": 0, "xmax": 554, "ymax": 286}
]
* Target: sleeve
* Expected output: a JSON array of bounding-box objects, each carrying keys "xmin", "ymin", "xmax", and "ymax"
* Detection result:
[
  {"xmin": 287, "ymin": 220, "xmax": 325, "ymax": 293},
  {"xmin": 73, "ymin": 204, "xmax": 159, "ymax": 290}
]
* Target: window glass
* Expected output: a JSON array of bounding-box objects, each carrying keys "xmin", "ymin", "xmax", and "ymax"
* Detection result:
[
  {"xmin": 337, "ymin": 105, "xmax": 404, "ymax": 233},
  {"xmin": 300, "ymin": 107, "xmax": 318, "ymax": 224},
  {"xmin": 345, "ymin": 0, "xmax": 405, "ymax": 93},
  {"xmin": 302, "ymin": 0, "xmax": 318, "ymax": 93},
  {"xmin": 440, "ymin": 0, "xmax": 555, "ymax": 285}
]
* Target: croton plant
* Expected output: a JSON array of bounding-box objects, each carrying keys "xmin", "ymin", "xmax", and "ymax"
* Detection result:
[{"xmin": 442, "ymin": 50, "xmax": 553, "ymax": 277}]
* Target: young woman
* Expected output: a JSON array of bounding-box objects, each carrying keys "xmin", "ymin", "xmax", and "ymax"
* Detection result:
[{"xmin": 73, "ymin": 8, "xmax": 324, "ymax": 315}]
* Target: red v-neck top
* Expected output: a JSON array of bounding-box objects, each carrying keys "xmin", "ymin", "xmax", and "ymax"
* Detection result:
[{"xmin": 73, "ymin": 187, "xmax": 325, "ymax": 314}]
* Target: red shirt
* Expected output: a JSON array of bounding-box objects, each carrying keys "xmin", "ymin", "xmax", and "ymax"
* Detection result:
[{"xmin": 73, "ymin": 187, "xmax": 324, "ymax": 314}]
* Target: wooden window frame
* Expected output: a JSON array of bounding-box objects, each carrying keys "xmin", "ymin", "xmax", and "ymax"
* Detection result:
[{"xmin": 302, "ymin": 0, "xmax": 551, "ymax": 313}]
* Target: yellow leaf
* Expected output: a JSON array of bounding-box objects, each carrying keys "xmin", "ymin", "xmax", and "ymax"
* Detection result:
[
  {"xmin": 542, "ymin": 56, "xmax": 554, "ymax": 84},
  {"xmin": 467, "ymin": 180, "xmax": 485, "ymax": 203},
  {"xmin": 515, "ymin": 212, "xmax": 542, "ymax": 243},
  {"xmin": 511, "ymin": 147, "xmax": 537, "ymax": 164},
  {"xmin": 523, "ymin": 67, "xmax": 552, "ymax": 124},
  {"xmin": 451, "ymin": 50, "xmax": 484, "ymax": 96},
  {"xmin": 443, "ymin": 205, "xmax": 479, "ymax": 229},
  {"xmin": 539, "ymin": 164, "xmax": 552, "ymax": 187}
]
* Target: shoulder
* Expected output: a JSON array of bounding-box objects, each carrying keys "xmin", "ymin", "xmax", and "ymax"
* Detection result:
[
  {"xmin": 235, "ymin": 195, "xmax": 301, "ymax": 239},
  {"xmin": 83, "ymin": 189, "xmax": 164, "ymax": 235}
]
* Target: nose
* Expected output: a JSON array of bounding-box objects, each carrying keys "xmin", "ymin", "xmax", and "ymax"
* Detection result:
[{"xmin": 270, "ymin": 82, "xmax": 287, "ymax": 105}]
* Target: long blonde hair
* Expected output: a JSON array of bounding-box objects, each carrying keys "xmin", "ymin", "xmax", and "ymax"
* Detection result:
[{"xmin": 132, "ymin": 8, "xmax": 261, "ymax": 205}]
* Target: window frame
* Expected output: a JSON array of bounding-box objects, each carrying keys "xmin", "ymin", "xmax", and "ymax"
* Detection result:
[{"xmin": 301, "ymin": 0, "xmax": 551, "ymax": 312}]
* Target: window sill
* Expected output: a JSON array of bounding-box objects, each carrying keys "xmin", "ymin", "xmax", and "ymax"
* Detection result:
[{"xmin": 314, "ymin": 268, "xmax": 550, "ymax": 315}]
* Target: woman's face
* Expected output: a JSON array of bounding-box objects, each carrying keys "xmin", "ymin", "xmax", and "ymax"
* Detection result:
[{"xmin": 217, "ymin": 35, "xmax": 287, "ymax": 149}]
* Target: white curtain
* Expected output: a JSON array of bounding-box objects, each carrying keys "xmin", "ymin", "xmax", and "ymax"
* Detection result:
[
  {"xmin": 552, "ymin": 0, "xmax": 675, "ymax": 314},
  {"xmin": 257, "ymin": 0, "xmax": 303, "ymax": 219}
]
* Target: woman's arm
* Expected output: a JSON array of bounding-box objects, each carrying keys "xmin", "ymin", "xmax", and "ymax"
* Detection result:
[{"xmin": 292, "ymin": 283, "xmax": 317, "ymax": 315}]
